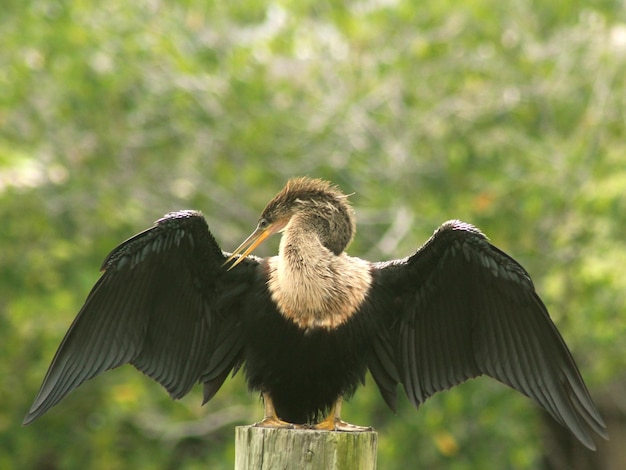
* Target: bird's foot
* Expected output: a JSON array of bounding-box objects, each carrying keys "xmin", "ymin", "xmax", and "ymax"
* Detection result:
[
  {"xmin": 254, "ymin": 417, "xmax": 304, "ymax": 429},
  {"xmin": 312, "ymin": 417, "xmax": 372, "ymax": 432}
]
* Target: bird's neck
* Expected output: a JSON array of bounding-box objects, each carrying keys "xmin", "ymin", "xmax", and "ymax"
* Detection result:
[{"xmin": 266, "ymin": 219, "xmax": 372, "ymax": 331}]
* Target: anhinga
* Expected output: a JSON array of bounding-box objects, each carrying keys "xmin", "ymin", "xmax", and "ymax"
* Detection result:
[{"xmin": 24, "ymin": 177, "xmax": 607, "ymax": 449}]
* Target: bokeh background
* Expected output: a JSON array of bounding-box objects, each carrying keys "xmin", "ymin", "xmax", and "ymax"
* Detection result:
[{"xmin": 2, "ymin": 0, "xmax": 626, "ymax": 468}]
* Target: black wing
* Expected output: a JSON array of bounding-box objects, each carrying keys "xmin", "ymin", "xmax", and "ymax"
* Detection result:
[
  {"xmin": 372, "ymin": 220, "xmax": 607, "ymax": 450},
  {"xmin": 24, "ymin": 210, "xmax": 257, "ymax": 424}
]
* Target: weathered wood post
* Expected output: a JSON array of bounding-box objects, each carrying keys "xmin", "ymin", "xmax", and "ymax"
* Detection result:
[{"xmin": 235, "ymin": 426, "xmax": 378, "ymax": 470}]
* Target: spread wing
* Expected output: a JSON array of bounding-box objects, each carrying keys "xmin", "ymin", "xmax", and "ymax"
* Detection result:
[
  {"xmin": 24, "ymin": 210, "xmax": 257, "ymax": 424},
  {"xmin": 372, "ymin": 220, "xmax": 607, "ymax": 450}
]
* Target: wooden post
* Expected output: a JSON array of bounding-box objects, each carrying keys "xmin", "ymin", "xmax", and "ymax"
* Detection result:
[{"xmin": 235, "ymin": 426, "xmax": 378, "ymax": 470}]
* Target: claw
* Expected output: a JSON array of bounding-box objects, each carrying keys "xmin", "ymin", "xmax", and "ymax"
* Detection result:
[
  {"xmin": 313, "ymin": 417, "xmax": 372, "ymax": 432},
  {"xmin": 254, "ymin": 416, "xmax": 297, "ymax": 429},
  {"xmin": 312, "ymin": 397, "xmax": 372, "ymax": 432}
]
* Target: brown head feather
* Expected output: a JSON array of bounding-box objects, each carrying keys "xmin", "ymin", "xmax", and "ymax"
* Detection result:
[{"xmin": 260, "ymin": 177, "xmax": 356, "ymax": 255}]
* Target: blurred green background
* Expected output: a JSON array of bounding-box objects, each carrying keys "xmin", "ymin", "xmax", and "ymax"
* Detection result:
[{"xmin": 2, "ymin": 0, "xmax": 625, "ymax": 468}]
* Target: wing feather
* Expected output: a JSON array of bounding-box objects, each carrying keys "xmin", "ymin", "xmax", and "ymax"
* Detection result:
[
  {"xmin": 24, "ymin": 210, "xmax": 255, "ymax": 424},
  {"xmin": 375, "ymin": 220, "xmax": 607, "ymax": 449},
  {"xmin": 368, "ymin": 330, "xmax": 399, "ymax": 411}
]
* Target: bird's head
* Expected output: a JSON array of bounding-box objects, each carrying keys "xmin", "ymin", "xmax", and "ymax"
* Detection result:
[{"xmin": 224, "ymin": 177, "xmax": 355, "ymax": 269}]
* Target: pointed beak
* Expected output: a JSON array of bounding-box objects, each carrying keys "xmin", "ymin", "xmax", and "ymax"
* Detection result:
[{"xmin": 223, "ymin": 225, "xmax": 275, "ymax": 270}]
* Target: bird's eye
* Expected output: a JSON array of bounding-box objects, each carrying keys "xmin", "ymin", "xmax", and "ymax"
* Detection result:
[{"xmin": 258, "ymin": 218, "xmax": 270, "ymax": 230}]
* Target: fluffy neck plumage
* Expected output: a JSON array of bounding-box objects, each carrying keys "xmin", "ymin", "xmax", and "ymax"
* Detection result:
[{"xmin": 267, "ymin": 215, "xmax": 372, "ymax": 331}]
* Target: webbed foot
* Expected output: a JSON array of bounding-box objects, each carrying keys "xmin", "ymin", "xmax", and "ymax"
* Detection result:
[{"xmin": 313, "ymin": 417, "xmax": 372, "ymax": 432}]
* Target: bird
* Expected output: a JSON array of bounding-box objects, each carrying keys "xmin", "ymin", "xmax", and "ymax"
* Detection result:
[{"xmin": 23, "ymin": 177, "xmax": 607, "ymax": 450}]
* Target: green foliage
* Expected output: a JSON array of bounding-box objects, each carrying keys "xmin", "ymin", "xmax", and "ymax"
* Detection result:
[{"xmin": 2, "ymin": 0, "xmax": 625, "ymax": 468}]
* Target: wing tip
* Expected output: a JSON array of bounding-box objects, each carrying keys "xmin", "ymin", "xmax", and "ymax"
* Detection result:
[
  {"xmin": 22, "ymin": 413, "xmax": 36, "ymax": 426},
  {"xmin": 22, "ymin": 405, "xmax": 43, "ymax": 426}
]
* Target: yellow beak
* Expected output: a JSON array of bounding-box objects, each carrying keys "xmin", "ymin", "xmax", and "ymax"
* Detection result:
[{"xmin": 223, "ymin": 226, "xmax": 274, "ymax": 270}]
